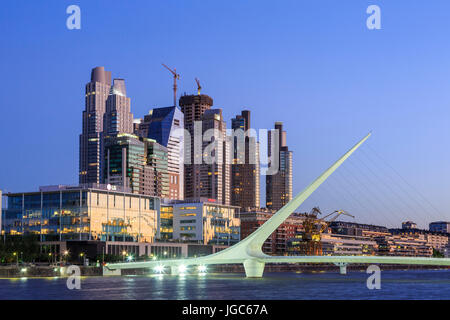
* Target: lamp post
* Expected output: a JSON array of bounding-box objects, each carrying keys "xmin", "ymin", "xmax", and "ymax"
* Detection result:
[
  {"xmin": 13, "ymin": 252, "xmax": 18, "ymax": 267},
  {"xmin": 63, "ymin": 250, "xmax": 69, "ymax": 265},
  {"xmin": 122, "ymin": 250, "xmax": 127, "ymax": 262}
]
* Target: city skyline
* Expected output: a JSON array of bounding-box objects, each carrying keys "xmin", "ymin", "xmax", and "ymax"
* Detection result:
[{"xmin": 2, "ymin": 1, "xmax": 450, "ymax": 229}]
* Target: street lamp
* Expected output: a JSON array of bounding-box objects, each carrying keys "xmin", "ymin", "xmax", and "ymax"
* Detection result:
[
  {"xmin": 63, "ymin": 250, "xmax": 69, "ymax": 264},
  {"xmin": 13, "ymin": 252, "xmax": 18, "ymax": 266}
]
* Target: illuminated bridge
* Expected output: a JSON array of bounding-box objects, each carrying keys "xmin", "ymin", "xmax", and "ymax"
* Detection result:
[{"xmin": 104, "ymin": 133, "xmax": 450, "ymax": 277}]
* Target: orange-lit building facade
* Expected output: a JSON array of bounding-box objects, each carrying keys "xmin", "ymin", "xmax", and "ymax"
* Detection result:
[{"xmin": 2, "ymin": 185, "xmax": 160, "ymax": 243}]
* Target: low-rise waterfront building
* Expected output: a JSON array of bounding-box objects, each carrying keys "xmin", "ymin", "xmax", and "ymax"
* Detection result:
[
  {"xmin": 163, "ymin": 198, "xmax": 240, "ymax": 246},
  {"xmin": 389, "ymin": 228, "xmax": 449, "ymax": 252},
  {"xmin": 2, "ymin": 184, "xmax": 160, "ymax": 243},
  {"xmin": 429, "ymin": 221, "xmax": 450, "ymax": 234},
  {"xmin": 375, "ymin": 234, "xmax": 433, "ymax": 257},
  {"xmin": 402, "ymin": 221, "xmax": 418, "ymax": 230},
  {"xmin": 240, "ymin": 209, "xmax": 304, "ymax": 255},
  {"xmin": 329, "ymin": 221, "xmax": 391, "ymax": 239},
  {"xmin": 287, "ymin": 233, "xmax": 378, "ymax": 256}
]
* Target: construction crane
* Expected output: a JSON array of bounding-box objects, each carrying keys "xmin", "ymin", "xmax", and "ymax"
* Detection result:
[
  {"xmin": 162, "ymin": 63, "xmax": 180, "ymax": 107},
  {"xmin": 195, "ymin": 77, "xmax": 202, "ymax": 95},
  {"xmin": 297, "ymin": 207, "xmax": 355, "ymax": 255}
]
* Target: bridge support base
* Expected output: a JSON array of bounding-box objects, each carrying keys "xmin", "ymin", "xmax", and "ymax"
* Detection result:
[
  {"xmin": 243, "ymin": 259, "xmax": 265, "ymax": 278},
  {"xmin": 103, "ymin": 267, "xmax": 121, "ymax": 276},
  {"xmin": 334, "ymin": 262, "xmax": 348, "ymax": 275},
  {"xmin": 170, "ymin": 266, "xmax": 179, "ymax": 275}
]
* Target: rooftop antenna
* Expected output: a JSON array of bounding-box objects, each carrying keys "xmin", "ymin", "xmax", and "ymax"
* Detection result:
[
  {"xmin": 162, "ymin": 63, "xmax": 180, "ymax": 107},
  {"xmin": 195, "ymin": 77, "xmax": 202, "ymax": 95}
]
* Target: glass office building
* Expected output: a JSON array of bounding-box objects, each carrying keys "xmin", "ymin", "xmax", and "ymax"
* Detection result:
[
  {"xmin": 103, "ymin": 133, "xmax": 169, "ymax": 198},
  {"xmin": 2, "ymin": 185, "xmax": 160, "ymax": 243}
]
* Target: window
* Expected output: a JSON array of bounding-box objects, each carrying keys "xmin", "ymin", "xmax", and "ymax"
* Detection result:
[{"xmin": 180, "ymin": 219, "xmax": 196, "ymax": 224}]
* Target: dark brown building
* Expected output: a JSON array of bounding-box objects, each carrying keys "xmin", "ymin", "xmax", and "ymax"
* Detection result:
[
  {"xmin": 240, "ymin": 209, "xmax": 304, "ymax": 255},
  {"xmin": 179, "ymin": 94, "xmax": 231, "ymax": 204},
  {"xmin": 230, "ymin": 110, "xmax": 260, "ymax": 210},
  {"xmin": 266, "ymin": 122, "xmax": 293, "ymax": 211}
]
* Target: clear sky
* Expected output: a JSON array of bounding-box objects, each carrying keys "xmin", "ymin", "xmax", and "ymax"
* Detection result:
[{"xmin": 1, "ymin": 0, "xmax": 450, "ymax": 228}]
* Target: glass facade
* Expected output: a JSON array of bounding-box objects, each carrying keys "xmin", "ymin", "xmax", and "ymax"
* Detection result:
[
  {"xmin": 146, "ymin": 140, "xmax": 169, "ymax": 198},
  {"xmin": 103, "ymin": 133, "xmax": 169, "ymax": 198},
  {"xmin": 2, "ymin": 188, "xmax": 159, "ymax": 243},
  {"xmin": 159, "ymin": 205, "xmax": 173, "ymax": 240}
]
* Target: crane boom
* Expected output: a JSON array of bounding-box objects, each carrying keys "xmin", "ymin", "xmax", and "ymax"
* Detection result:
[
  {"xmin": 162, "ymin": 63, "xmax": 180, "ymax": 107},
  {"xmin": 195, "ymin": 77, "xmax": 202, "ymax": 95}
]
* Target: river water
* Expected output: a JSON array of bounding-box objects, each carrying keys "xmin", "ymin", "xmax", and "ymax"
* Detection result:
[{"xmin": 0, "ymin": 270, "xmax": 449, "ymax": 300}]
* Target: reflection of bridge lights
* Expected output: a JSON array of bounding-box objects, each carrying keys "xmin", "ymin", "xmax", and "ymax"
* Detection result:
[
  {"xmin": 154, "ymin": 265, "xmax": 165, "ymax": 274},
  {"xmin": 197, "ymin": 265, "xmax": 207, "ymax": 273},
  {"xmin": 178, "ymin": 265, "xmax": 187, "ymax": 273}
]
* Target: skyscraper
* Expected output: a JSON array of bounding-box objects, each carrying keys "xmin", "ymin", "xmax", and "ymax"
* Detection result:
[
  {"xmin": 266, "ymin": 122, "xmax": 293, "ymax": 211},
  {"xmin": 79, "ymin": 67, "xmax": 112, "ymax": 184},
  {"xmin": 135, "ymin": 106, "xmax": 184, "ymax": 200},
  {"xmin": 101, "ymin": 78, "xmax": 134, "ymax": 183},
  {"xmin": 179, "ymin": 94, "xmax": 213, "ymax": 200},
  {"xmin": 230, "ymin": 110, "xmax": 260, "ymax": 210},
  {"xmin": 103, "ymin": 79, "xmax": 133, "ymax": 135},
  {"xmin": 200, "ymin": 108, "xmax": 231, "ymax": 205}
]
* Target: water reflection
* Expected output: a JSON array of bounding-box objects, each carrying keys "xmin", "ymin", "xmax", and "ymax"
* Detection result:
[{"xmin": 0, "ymin": 271, "xmax": 449, "ymax": 300}]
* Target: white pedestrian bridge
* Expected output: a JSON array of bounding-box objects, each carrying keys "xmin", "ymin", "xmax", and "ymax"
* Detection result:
[{"xmin": 104, "ymin": 133, "xmax": 450, "ymax": 277}]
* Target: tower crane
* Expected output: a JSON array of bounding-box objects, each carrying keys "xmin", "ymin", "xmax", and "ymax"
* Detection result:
[
  {"xmin": 162, "ymin": 63, "xmax": 180, "ymax": 107},
  {"xmin": 195, "ymin": 77, "xmax": 202, "ymax": 95}
]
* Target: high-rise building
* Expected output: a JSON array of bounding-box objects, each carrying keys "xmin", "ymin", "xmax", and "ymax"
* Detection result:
[
  {"xmin": 200, "ymin": 109, "xmax": 231, "ymax": 205},
  {"xmin": 179, "ymin": 94, "xmax": 213, "ymax": 200},
  {"xmin": 103, "ymin": 133, "xmax": 169, "ymax": 198},
  {"xmin": 230, "ymin": 110, "xmax": 260, "ymax": 210},
  {"xmin": 266, "ymin": 122, "xmax": 293, "ymax": 211},
  {"xmin": 179, "ymin": 94, "xmax": 213, "ymax": 124},
  {"xmin": 79, "ymin": 67, "xmax": 112, "ymax": 184},
  {"xmin": 135, "ymin": 106, "xmax": 184, "ymax": 200},
  {"xmin": 103, "ymin": 79, "xmax": 133, "ymax": 135}
]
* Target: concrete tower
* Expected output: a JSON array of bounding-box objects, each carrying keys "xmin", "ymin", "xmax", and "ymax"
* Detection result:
[{"xmin": 179, "ymin": 94, "xmax": 213, "ymax": 200}]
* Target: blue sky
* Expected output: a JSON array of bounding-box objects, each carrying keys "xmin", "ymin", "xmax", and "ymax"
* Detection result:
[{"xmin": 1, "ymin": 0, "xmax": 450, "ymax": 228}]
